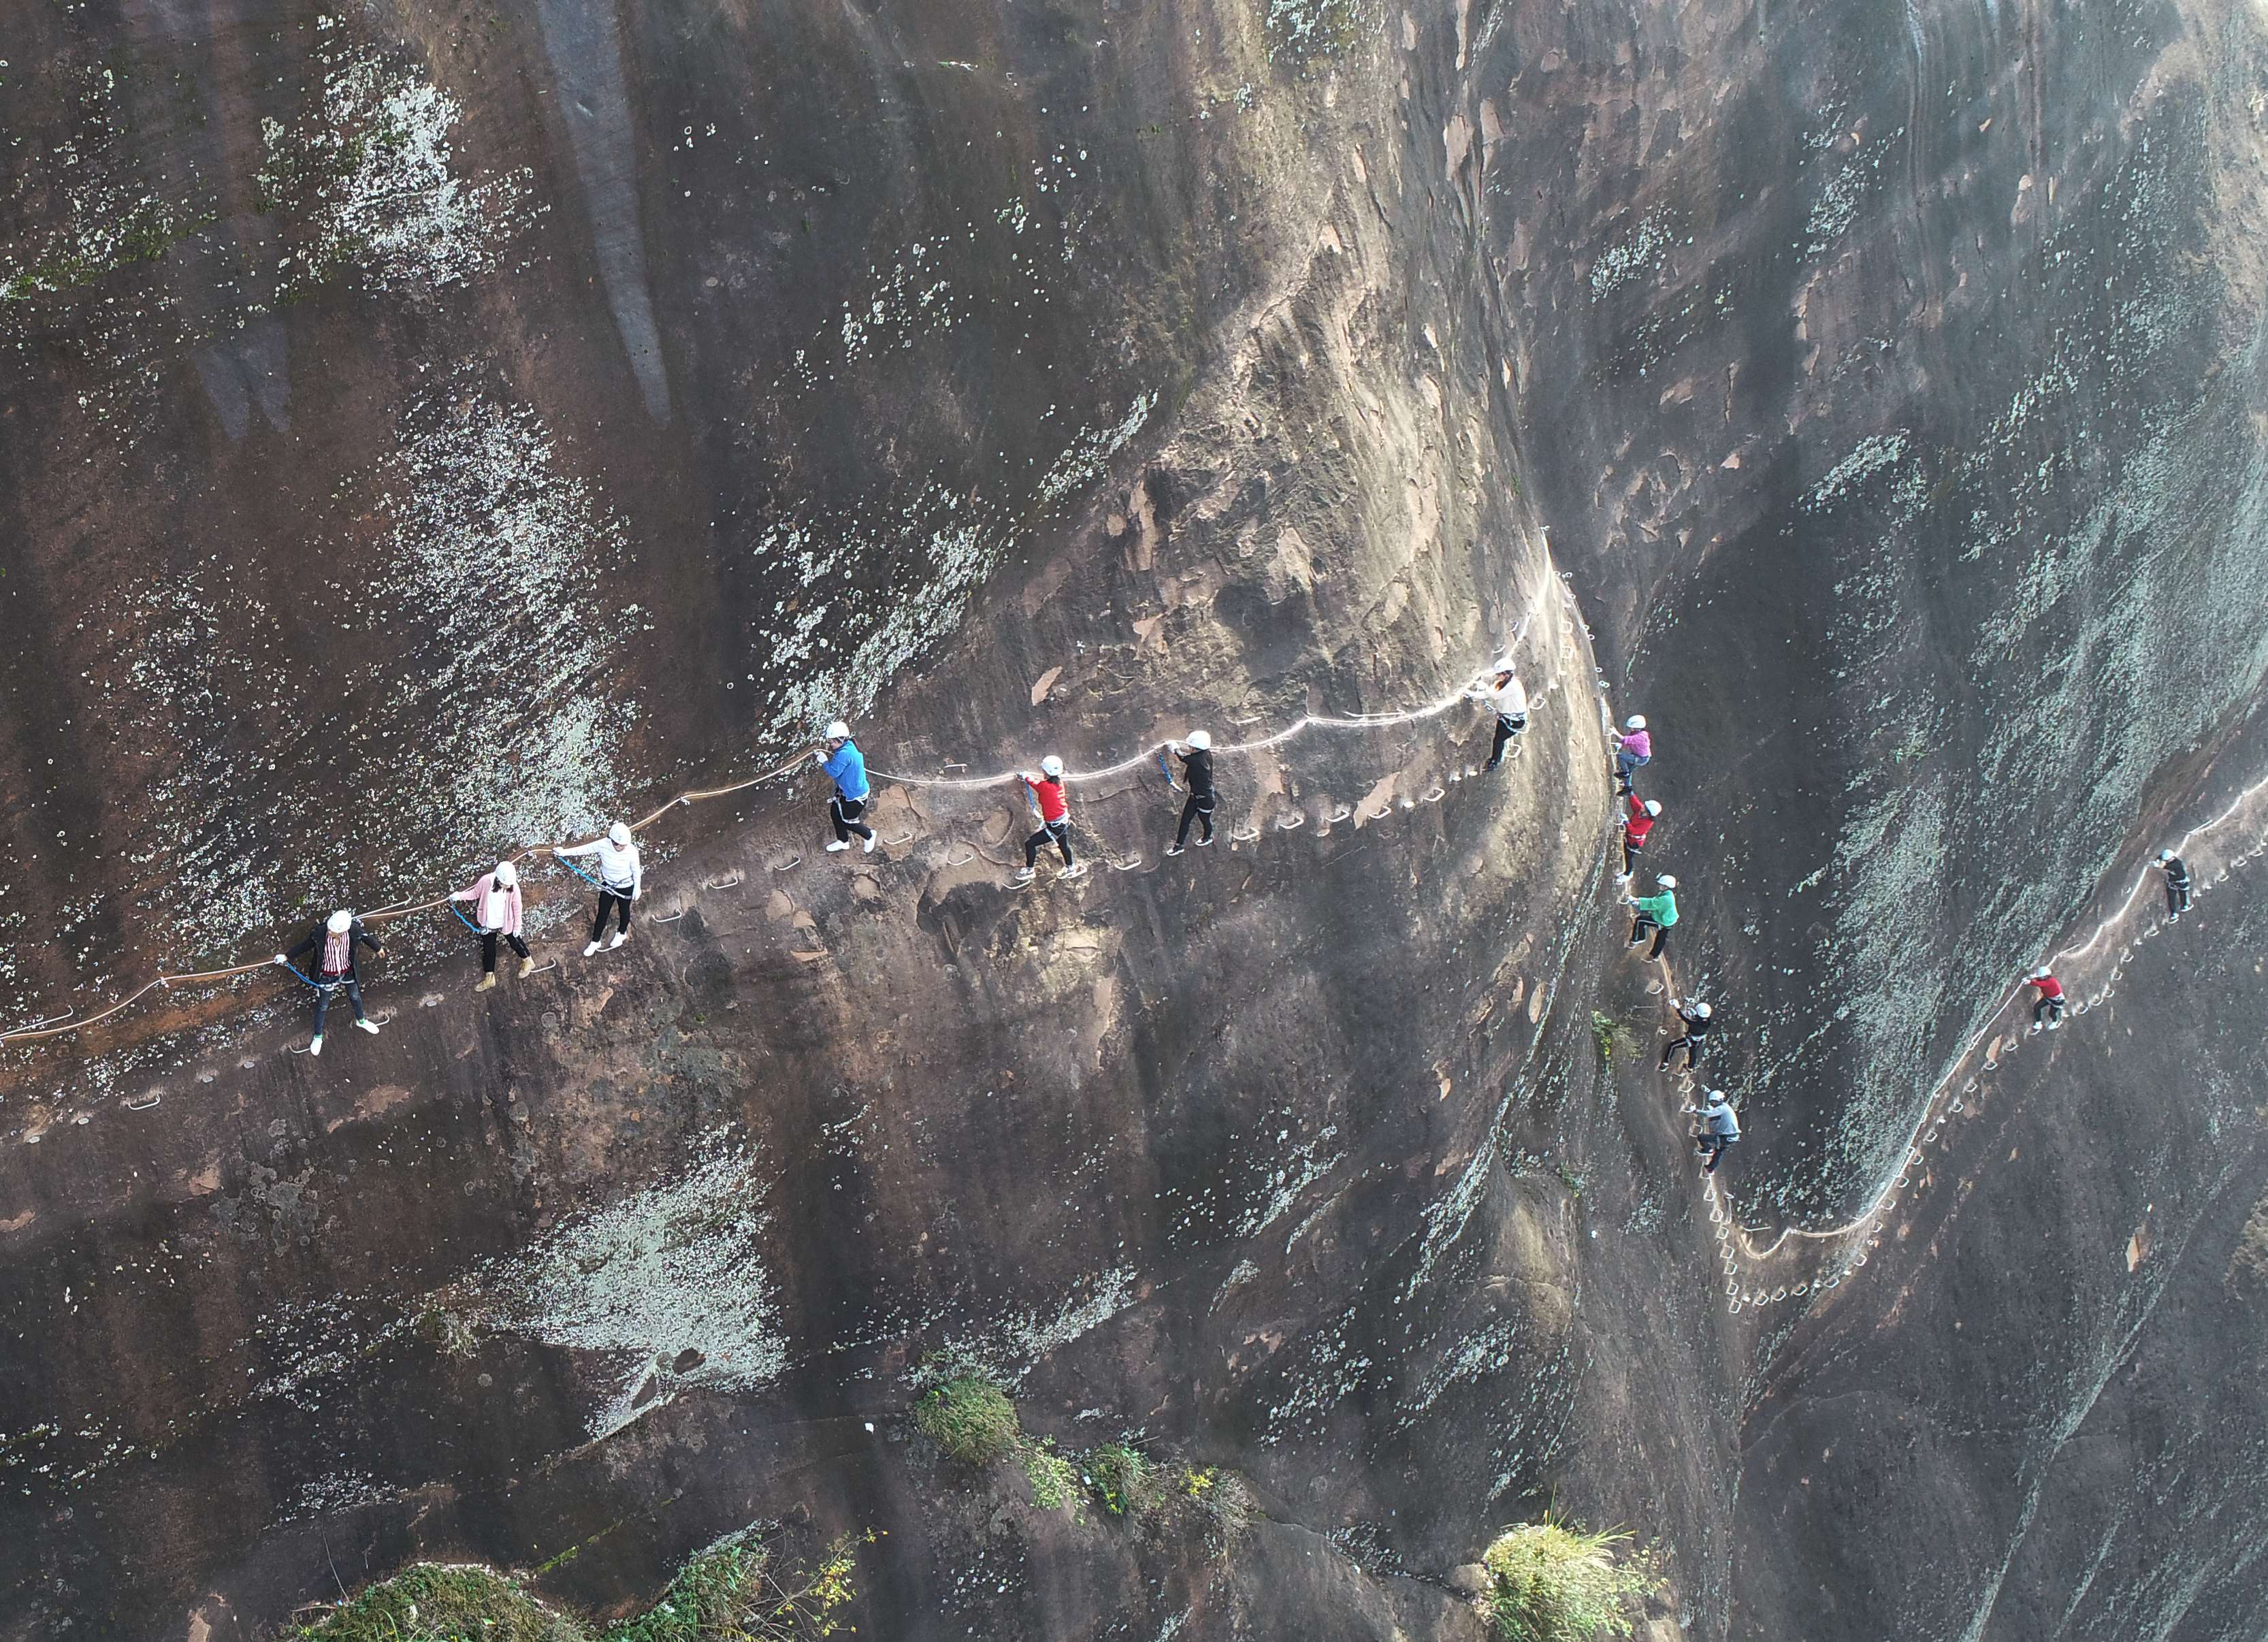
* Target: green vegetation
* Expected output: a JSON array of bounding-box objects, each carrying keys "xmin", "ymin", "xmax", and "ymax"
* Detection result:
[
  {"xmin": 1021, "ymin": 1438, "xmax": 1082, "ymax": 1514},
  {"xmin": 1591, "ymin": 1012, "xmax": 1618, "ymax": 1068},
  {"xmin": 1085, "ymin": 1441, "xmax": 1159, "ymax": 1517},
  {"xmin": 287, "ymin": 1564, "xmax": 581, "ymax": 1641},
  {"xmin": 1175, "ymin": 1464, "xmax": 1259, "ymax": 1546},
  {"xmin": 1263, "ymin": 0, "xmax": 1361, "ymax": 63},
  {"xmin": 290, "ymin": 1534, "xmax": 868, "ymax": 1641},
  {"xmin": 0, "ymin": 199, "xmax": 213, "ymax": 303},
  {"xmin": 1481, "ymin": 1517, "xmax": 1660, "ymax": 1642},
  {"xmin": 910, "ymin": 1372, "xmax": 1022, "ymax": 1467}
]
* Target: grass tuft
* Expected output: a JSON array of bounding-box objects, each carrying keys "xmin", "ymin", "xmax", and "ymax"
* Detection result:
[
  {"xmin": 911, "ymin": 1372, "xmax": 1021, "ymax": 1467},
  {"xmin": 1084, "ymin": 1441, "xmax": 1158, "ymax": 1517},
  {"xmin": 285, "ymin": 1563, "xmax": 586, "ymax": 1641},
  {"xmin": 1482, "ymin": 1517, "xmax": 1659, "ymax": 1641},
  {"xmin": 1020, "ymin": 1438, "xmax": 1082, "ymax": 1515},
  {"xmin": 290, "ymin": 1532, "xmax": 869, "ymax": 1641}
]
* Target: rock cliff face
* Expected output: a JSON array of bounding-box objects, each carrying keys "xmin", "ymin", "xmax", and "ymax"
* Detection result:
[{"xmin": 4, "ymin": 0, "xmax": 2268, "ymax": 1637}]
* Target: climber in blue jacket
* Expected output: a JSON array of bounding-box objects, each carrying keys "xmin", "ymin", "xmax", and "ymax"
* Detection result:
[{"xmin": 815, "ymin": 720, "xmax": 875, "ymax": 854}]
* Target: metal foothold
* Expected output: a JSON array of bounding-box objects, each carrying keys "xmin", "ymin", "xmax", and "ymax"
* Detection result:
[
  {"xmin": 1327, "ymin": 805, "xmax": 1351, "ymax": 824},
  {"xmin": 527, "ymin": 961, "xmax": 560, "ymax": 978},
  {"xmin": 702, "ymin": 872, "xmax": 745, "ymax": 891},
  {"xmin": 1422, "ymin": 786, "xmax": 1446, "ymax": 803},
  {"xmin": 1109, "ymin": 856, "xmax": 1142, "ymax": 871},
  {"xmin": 651, "ymin": 908, "xmax": 688, "ymax": 924},
  {"xmin": 125, "ymin": 1094, "xmax": 161, "ymax": 1112},
  {"xmin": 1276, "ymin": 813, "xmax": 1305, "ymax": 832},
  {"xmin": 883, "ymin": 832, "xmax": 916, "ymax": 847},
  {"xmin": 770, "ymin": 855, "xmax": 803, "ymax": 873}
]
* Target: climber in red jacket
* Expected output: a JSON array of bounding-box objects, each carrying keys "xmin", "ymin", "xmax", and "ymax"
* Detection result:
[
  {"xmin": 1014, "ymin": 757, "xmax": 1085, "ymax": 884},
  {"xmin": 1618, "ymin": 794, "xmax": 1661, "ymax": 880},
  {"xmin": 2027, "ymin": 967, "xmax": 2066, "ymax": 1030}
]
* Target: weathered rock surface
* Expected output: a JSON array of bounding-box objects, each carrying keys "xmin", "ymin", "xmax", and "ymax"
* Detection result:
[{"xmin": 4, "ymin": 0, "xmax": 2268, "ymax": 1637}]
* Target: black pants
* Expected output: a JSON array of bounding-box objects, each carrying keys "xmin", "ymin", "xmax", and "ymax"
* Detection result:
[
  {"xmin": 1487, "ymin": 713, "xmax": 1527, "ymax": 768},
  {"xmin": 1631, "ymin": 916, "xmax": 1668, "ymax": 959},
  {"xmin": 1697, "ymin": 1133, "xmax": 1737, "ymax": 1173},
  {"xmin": 1175, "ymin": 793, "xmax": 1216, "ymax": 848},
  {"xmin": 2166, "ymin": 879, "xmax": 2190, "ymax": 916},
  {"xmin": 591, "ymin": 888, "xmax": 634, "ymax": 939},
  {"xmin": 1026, "ymin": 820, "xmax": 1074, "ymax": 869},
  {"xmin": 1621, "ymin": 834, "xmax": 1645, "ymax": 875},
  {"xmin": 480, "ymin": 929, "xmax": 530, "ymax": 972},
  {"xmin": 2033, "ymin": 995, "xmax": 2064, "ymax": 1026},
  {"xmin": 831, "ymin": 794, "xmax": 874, "ymax": 843},
  {"xmin": 311, "ymin": 978, "xmax": 366, "ymax": 1035},
  {"xmin": 1661, "ymin": 1034, "xmax": 1703, "ymax": 1071}
]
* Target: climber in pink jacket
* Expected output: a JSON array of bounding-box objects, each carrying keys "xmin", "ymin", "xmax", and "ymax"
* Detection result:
[{"xmin": 451, "ymin": 860, "xmax": 530, "ymax": 991}]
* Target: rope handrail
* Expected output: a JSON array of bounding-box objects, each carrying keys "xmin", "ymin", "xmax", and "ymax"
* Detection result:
[
  {"xmin": 1719, "ymin": 762, "xmax": 2268, "ymax": 1274},
  {"xmin": 0, "ymin": 656, "xmax": 1533, "ymax": 1052}
]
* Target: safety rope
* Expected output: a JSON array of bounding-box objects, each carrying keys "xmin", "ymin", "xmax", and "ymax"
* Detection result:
[
  {"xmin": 0, "ymin": 652, "xmax": 1538, "ymax": 1052},
  {"xmin": 1707, "ymin": 769, "xmax": 2268, "ymax": 1310}
]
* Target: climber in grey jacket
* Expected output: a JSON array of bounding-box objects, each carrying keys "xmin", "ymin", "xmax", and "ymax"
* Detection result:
[{"xmin": 1695, "ymin": 1089, "xmax": 1740, "ymax": 1174}]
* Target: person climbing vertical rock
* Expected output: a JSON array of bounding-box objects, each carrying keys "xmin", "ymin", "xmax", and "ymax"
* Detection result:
[
  {"xmin": 451, "ymin": 860, "xmax": 530, "ymax": 991},
  {"xmin": 2028, "ymin": 967, "xmax": 2066, "ymax": 1030},
  {"xmin": 555, "ymin": 822, "xmax": 641, "ymax": 956},
  {"xmin": 1611, "ymin": 714, "xmax": 1651, "ymax": 794},
  {"xmin": 1015, "ymin": 757, "xmax": 1083, "ymax": 884},
  {"xmin": 1165, "ymin": 732, "xmax": 1216, "ymax": 856},
  {"xmin": 1467, "ymin": 664, "xmax": 1528, "ymax": 770},
  {"xmin": 2157, "ymin": 849, "xmax": 2192, "ymax": 920},
  {"xmin": 1619, "ymin": 794, "xmax": 1662, "ymax": 880},
  {"xmin": 274, "ymin": 909, "xmax": 383, "ymax": 1057},
  {"xmin": 815, "ymin": 720, "xmax": 875, "ymax": 854},
  {"xmin": 1624, "ymin": 873, "xmax": 1679, "ymax": 959},
  {"xmin": 1694, "ymin": 1089, "xmax": 1740, "ymax": 1174},
  {"xmin": 1659, "ymin": 997, "xmax": 1713, "ymax": 1072}
]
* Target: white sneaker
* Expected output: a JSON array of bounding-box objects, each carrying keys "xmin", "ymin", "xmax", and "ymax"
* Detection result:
[
  {"xmin": 826, "ymin": 840, "xmax": 852, "ymax": 853},
  {"xmin": 1195, "ymin": 836, "xmax": 1213, "ymax": 848},
  {"xmin": 308, "ymin": 1034, "xmax": 324, "ymax": 1057},
  {"xmin": 862, "ymin": 833, "xmax": 877, "ymax": 854},
  {"xmin": 1013, "ymin": 868, "xmax": 1035, "ymax": 884},
  {"xmin": 609, "ymin": 932, "xmax": 628, "ymax": 949},
  {"xmin": 355, "ymin": 1018, "xmax": 380, "ymax": 1035},
  {"xmin": 583, "ymin": 941, "xmax": 601, "ymax": 957}
]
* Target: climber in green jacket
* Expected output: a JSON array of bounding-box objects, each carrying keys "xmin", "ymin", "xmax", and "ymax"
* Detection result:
[{"xmin": 1624, "ymin": 874, "xmax": 1678, "ymax": 959}]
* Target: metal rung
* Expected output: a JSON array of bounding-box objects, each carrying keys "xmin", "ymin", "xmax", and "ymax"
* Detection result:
[
  {"xmin": 1326, "ymin": 805, "xmax": 1351, "ymax": 824},
  {"xmin": 945, "ymin": 846, "xmax": 976, "ymax": 867},
  {"xmin": 770, "ymin": 854, "xmax": 802, "ymax": 873},
  {"xmin": 1275, "ymin": 813, "xmax": 1305, "ymax": 831},
  {"xmin": 1422, "ymin": 786, "xmax": 1446, "ymax": 803},
  {"xmin": 702, "ymin": 871, "xmax": 744, "ymax": 890},
  {"xmin": 651, "ymin": 908, "xmax": 687, "ymax": 924},
  {"xmin": 525, "ymin": 961, "xmax": 560, "ymax": 978},
  {"xmin": 1109, "ymin": 856, "xmax": 1143, "ymax": 871},
  {"xmin": 125, "ymin": 1093, "xmax": 161, "ymax": 1112},
  {"xmin": 883, "ymin": 832, "xmax": 916, "ymax": 846}
]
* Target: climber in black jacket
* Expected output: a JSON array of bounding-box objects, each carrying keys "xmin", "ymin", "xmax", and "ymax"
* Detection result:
[
  {"xmin": 2157, "ymin": 850, "xmax": 2191, "ymax": 920},
  {"xmin": 1165, "ymin": 731, "xmax": 1217, "ymax": 856}
]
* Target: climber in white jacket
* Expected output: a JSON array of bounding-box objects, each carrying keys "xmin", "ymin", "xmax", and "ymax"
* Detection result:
[
  {"xmin": 1466, "ymin": 663, "xmax": 1529, "ymax": 770},
  {"xmin": 555, "ymin": 822, "xmax": 643, "ymax": 956}
]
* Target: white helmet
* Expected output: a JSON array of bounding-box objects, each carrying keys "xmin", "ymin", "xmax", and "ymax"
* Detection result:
[
  {"xmin": 494, "ymin": 860, "xmax": 518, "ymax": 890},
  {"xmin": 1040, "ymin": 755, "xmax": 1064, "ymax": 778},
  {"xmin": 1656, "ymin": 874, "xmax": 1678, "ymax": 889},
  {"xmin": 327, "ymin": 909, "xmax": 354, "ymax": 935},
  {"xmin": 826, "ymin": 720, "xmax": 851, "ymax": 742},
  {"xmin": 1694, "ymin": 1002, "xmax": 1712, "ymax": 1019},
  {"xmin": 1186, "ymin": 730, "xmax": 1211, "ymax": 752},
  {"xmin": 609, "ymin": 822, "xmax": 633, "ymax": 848},
  {"xmin": 1625, "ymin": 714, "xmax": 1647, "ymax": 730},
  {"xmin": 2157, "ymin": 848, "xmax": 2175, "ymax": 863},
  {"xmin": 2029, "ymin": 966, "xmax": 2053, "ymax": 980},
  {"xmin": 1704, "ymin": 1088, "xmax": 1729, "ymax": 1108},
  {"xmin": 1493, "ymin": 656, "xmax": 1518, "ymax": 675},
  {"xmin": 1643, "ymin": 800, "xmax": 1662, "ymax": 817}
]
